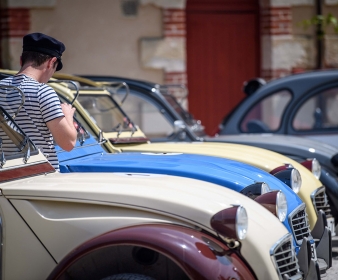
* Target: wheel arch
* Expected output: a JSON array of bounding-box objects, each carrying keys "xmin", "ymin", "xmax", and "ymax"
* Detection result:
[{"xmin": 47, "ymin": 223, "xmax": 256, "ymax": 280}]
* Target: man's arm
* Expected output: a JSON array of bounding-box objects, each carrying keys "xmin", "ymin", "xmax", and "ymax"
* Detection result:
[{"xmin": 47, "ymin": 103, "xmax": 77, "ymax": 151}]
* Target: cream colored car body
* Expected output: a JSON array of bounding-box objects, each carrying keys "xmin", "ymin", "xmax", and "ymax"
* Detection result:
[
  {"xmin": 0, "ymin": 86, "xmax": 295, "ymax": 280},
  {"xmin": 48, "ymin": 80, "xmax": 324, "ymax": 230},
  {"xmin": 0, "ymin": 148, "xmax": 290, "ymax": 280}
]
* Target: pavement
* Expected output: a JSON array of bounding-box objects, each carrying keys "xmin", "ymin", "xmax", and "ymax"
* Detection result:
[{"xmin": 321, "ymin": 225, "xmax": 338, "ymax": 279}]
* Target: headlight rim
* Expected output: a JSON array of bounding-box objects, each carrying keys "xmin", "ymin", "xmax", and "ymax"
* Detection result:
[
  {"xmin": 210, "ymin": 205, "xmax": 248, "ymax": 241},
  {"xmin": 276, "ymin": 191, "xmax": 288, "ymax": 222},
  {"xmin": 254, "ymin": 190, "xmax": 288, "ymax": 222},
  {"xmin": 235, "ymin": 205, "xmax": 248, "ymax": 240},
  {"xmin": 300, "ymin": 158, "xmax": 321, "ymax": 179},
  {"xmin": 290, "ymin": 168, "xmax": 302, "ymax": 193}
]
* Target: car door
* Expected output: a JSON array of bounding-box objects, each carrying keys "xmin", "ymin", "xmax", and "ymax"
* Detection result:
[
  {"xmin": 287, "ymin": 82, "xmax": 338, "ymax": 148},
  {"xmin": 0, "ymin": 103, "xmax": 57, "ymax": 279}
]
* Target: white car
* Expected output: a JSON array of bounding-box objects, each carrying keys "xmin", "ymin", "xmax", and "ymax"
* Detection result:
[{"xmin": 0, "ymin": 88, "xmax": 308, "ymax": 280}]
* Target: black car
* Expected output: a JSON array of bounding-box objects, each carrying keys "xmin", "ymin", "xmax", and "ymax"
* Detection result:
[{"xmin": 218, "ymin": 70, "xmax": 338, "ymax": 148}]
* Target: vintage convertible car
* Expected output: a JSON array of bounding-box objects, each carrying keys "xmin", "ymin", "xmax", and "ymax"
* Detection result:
[
  {"xmin": 47, "ymin": 78, "xmax": 336, "ymax": 272},
  {"xmin": 215, "ymin": 70, "xmax": 338, "ymax": 148},
  {"xmin": 0, "ymin": 90, "xmax": 309, "ymax": 280},
  {"xmin": 79, "ymin": 74, "xmax": 338, "ymax": 228},
  {"xmin": 49, "ymin": 73, "xmax": 335, "ymax": 235},
  {"xmin": 56, "ymin": 113, "xmax": 322, "ymax": 263},
  {"xmin": 55, "ymin": 106, "xmax": 331, "ymax": 279},
  {"xmin": 0, "ymin": 71, "xmax": 333, "ymax": 274}
]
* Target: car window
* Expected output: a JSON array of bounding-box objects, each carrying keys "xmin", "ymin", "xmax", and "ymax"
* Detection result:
[
  {"xmin": 240, "ymin": 90, "xmax": 292, "ymax": 132},
  {"xmin": 60, "ymin": 96, "xmax": 97, "ymax": 137},
  {"xmin": 293, "ymin": 87, "xmax": 338, "ymax": 131},
  {"xmin": 77, "ymin": 95, "xmax": 135, "ymax": 133},
  {"xmin": 112, "ymin": 90, "xmax": 174, "ymax": 139}
]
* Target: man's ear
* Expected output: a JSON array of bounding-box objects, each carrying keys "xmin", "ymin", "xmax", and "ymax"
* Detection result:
[{"xmin": 48, "ymin": 57, "xmax": 58, "ymax": 69}]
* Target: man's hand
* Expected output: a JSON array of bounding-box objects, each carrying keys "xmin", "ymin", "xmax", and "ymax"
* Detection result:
[
  {"xmin": 61, "ymin": 103, "xmax": 76, "ymax": 127},
  {"xmin": 47, "ymin": 103, "xmax": 78, "ymax": 151}
]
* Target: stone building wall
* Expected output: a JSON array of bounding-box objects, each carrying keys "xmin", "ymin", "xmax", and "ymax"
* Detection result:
[
  {"xmin": 0, "ymin": 0, "xmax": 165, "ymax": 83},
  {"xmin": 1, "ymin": 0, "xmax": 338, "ymax": 83},
  {"xmin": 139, "ymin": 0, "xmax": 187, "ymax": 85},
  {"xmin": 263, "ymin": 0, "xmax": 338, "ymax": 80}
]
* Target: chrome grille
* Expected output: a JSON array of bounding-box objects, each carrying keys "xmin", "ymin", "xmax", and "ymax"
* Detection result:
[
  {"xmin": 288, "ymin": 203, "xmax": 311, "ymax": 245},
  {"xmin": 311, "ymin": 186, "xmax": 332, "ymax": 217},
  {"xmin": 270, "ymin": 234, "xmax": 301, "ymax": 280}
]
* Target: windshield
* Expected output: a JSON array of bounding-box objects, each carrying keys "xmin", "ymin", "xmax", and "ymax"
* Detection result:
[
  {"xmin": 162, "ymin": 94, "xmax": 206, "ymax": 137},
  {"xmin": 56, "ymin": 95, "xmax": 105, "ymax": 148},
  {"xmin": 77, "ymin": 95, "xmax": 136, "ymax": 133}
]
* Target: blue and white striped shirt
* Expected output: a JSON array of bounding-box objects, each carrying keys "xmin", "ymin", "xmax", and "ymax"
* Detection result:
[{"xmin": 0, "ymin": 74, "xmax": 64, "ymax": 170}]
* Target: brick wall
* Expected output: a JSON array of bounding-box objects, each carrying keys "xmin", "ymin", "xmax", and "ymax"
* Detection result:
[
  {"xmin": 261, "ymin": 68, "xmax": 291, "ymax": 80},
  {"xmin": 164, "ymin": 71, "xmax": 187, "ymax": 84},
  {"xmin": 163, "ymin": 9, "xmax": 186, "ymax": 37},
  {"xmin": 163, "ymin": 8, "xmax": 187, "ymax": 85},
  {"xmin": 261, "ymin": 5, "xmax": 293, "ymax": 80},
  {"xmin": 261, "ymin": 7, "xmax": 292, "ymax": 35},
  {"xmin": 0, "ymin": 8, "xmax": 30, "ymax": 68},
  {"xmin": 0, "ymin": 8, "xmax": 30, "ymax": 38}
]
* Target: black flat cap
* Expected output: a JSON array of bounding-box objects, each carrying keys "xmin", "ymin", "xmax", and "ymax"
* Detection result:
[{"xmin": 23, "ymin": 32, "xmax": 65, "ymax": 71}]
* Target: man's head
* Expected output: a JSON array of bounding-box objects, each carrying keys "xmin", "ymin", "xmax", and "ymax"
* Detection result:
[{"xmin": 22, "ymin": 33, "xmax": 65, "ymax": 71}]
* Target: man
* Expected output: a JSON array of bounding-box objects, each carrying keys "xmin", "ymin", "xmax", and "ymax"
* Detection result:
[{"xmin": 0, "ymin": 32, "xmax": 77, "ymax": 170}]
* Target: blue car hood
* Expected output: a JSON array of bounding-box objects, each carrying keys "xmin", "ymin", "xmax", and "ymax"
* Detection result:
[{"xmin": 59, "ymin": 149, "xmax": 302, "ymax": 210}]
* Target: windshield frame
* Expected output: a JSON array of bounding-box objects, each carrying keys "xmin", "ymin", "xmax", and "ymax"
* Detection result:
[
  {"xmin": 76, "ymin": 92, "xmax": 137, "ymax": 134},
  {"xmin": 0, "ymin": 106, "xmax": 38, "ymax": 160}
]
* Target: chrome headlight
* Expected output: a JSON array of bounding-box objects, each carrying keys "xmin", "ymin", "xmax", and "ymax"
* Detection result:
[
  {"xmin": 236, "ymin": 206, "xmax": 248, "ymax": 240},
  {"xmin": 291, "ymin": 169, "xmax": 302, "ymax": 193},
  {"xmin": 211, "ymin": 205, "xmax": 248, "ymax": 240},
  {"xmin": 240, "ymin": 182, "xmax": 271, "ymax": 199},
  {"xmin": 261, "ymin": 182, "xmax": 270, "ymax": 194},
  {"xmin": 271, "ymin": 166, "xmax": 302, "ymax": 193},
  {"xmin": 312, "ymin": 159, "xmax": 321, "ymax": 179},
  {"xmin": 301, "ymin": 158, "xmax": 321, "ymax": 179},
  {"xmin": 255, "ymin": 190, "xmax": 288, "ymax": 222},
  {"xmin": 276, "ymin": 191, "xmax": 288, "ymax": 222}
]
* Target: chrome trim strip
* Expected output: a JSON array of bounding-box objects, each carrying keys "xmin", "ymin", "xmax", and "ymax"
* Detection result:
[
  {"xmin": 270, "ymin": 233, "xmax": 301, "ymax": 280},
  {"xmin": 270, "ymin": 233, "xmax": 292, "ymax": 256},
  {"xmin": 0, "ymin": 158, "xmax": 49, "ymax": 172},
  {"xmin": 310, "ymin": 186, "xmax": 325, "ymax": 214},
  {"xmin": 288, "ymin": 203, "xmax": 310, "ymax": 246}
]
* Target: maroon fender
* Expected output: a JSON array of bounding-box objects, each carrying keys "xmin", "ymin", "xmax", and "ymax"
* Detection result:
[{"xmin": 47, "ymin": 224, "xmax": 256, "ymax": 280}]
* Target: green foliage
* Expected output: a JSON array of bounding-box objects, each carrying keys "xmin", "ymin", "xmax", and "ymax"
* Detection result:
[{"xmin": 299, "ymin": 13, "xmax": 338, "ymax": 39}]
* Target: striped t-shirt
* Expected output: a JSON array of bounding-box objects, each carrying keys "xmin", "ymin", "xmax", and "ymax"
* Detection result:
[{"xmin": 0, "ymin": 74, "xmax": 64, "ymax": 170}]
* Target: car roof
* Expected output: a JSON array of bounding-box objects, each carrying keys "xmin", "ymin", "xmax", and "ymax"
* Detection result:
[{"xmin": 255, "ymin": 69, "xmax": 338, "ymax": 96}]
